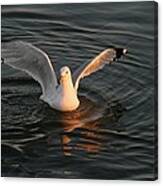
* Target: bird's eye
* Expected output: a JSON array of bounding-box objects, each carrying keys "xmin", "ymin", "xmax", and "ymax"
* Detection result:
[{"xmin": 66, "ymin": 71, "xmax": 68, "ymax": 74}]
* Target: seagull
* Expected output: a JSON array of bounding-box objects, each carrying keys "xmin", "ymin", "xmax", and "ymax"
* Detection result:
[{"xmin": 2, "ymin": 41, "xmax": 127, "ymax": 112}]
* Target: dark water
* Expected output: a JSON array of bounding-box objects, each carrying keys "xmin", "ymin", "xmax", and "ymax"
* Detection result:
[{"xmin": 1, "ymin": 2, "xmax": 157, "ymax": 180}]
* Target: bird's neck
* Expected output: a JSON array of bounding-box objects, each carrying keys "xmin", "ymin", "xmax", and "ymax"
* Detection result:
[{"xmin": 60, "ymin": 76, "xmax": 76, "ymax": 96}]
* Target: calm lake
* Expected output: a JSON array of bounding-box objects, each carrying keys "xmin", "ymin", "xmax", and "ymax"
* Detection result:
[{"xmin": 1, "ymin": 1, "xmax": 157, "ymax": 180}]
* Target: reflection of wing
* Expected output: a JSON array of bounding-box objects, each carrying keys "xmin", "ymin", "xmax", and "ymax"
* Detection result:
[
  {"xmin": 2, "ymin": 41, "xmax": 58, "ymax": 100},
  {"xmin": 72, "ymin": 48, "xmax": 116, "ymax": 90}
]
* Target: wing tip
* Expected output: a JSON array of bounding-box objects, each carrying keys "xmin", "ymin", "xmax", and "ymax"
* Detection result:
[
  {"xmin": 115, "ymin": 48, "xmax": 128, "ymax": 59},
  {"xmin": 1, "ymin": 58, "xmax": 5, "ymax": 64}
]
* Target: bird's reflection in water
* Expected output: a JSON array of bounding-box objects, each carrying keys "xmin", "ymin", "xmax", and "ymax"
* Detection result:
[
  {"xmin": 62, "ymin": 120, "xmax": 103, "ymax": 156},
  {"xmin": 60, "ymin": 96, "xmax": 104, "ymax": 156},
  {"xmin": 48, "ymin": 96, "xmax": 125, "ymax": 156}
]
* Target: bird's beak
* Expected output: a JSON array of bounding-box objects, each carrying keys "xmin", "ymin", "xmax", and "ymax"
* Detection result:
[
  {"xmin": 60, "ymin": 72, "xmax": 68, "ymax": 83},
  {"xmin": 59, "ymin": 74, "xmax": 64, "ymax": 83}
]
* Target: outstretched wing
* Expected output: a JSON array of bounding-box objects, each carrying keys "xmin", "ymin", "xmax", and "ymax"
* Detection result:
[
  {"xmin": 72, "ymin": 48, "xmax": 117, "ymax": 91},
  {"xmin": 2, "ymin": 41, "xmax": 58, "ymax": 100}
]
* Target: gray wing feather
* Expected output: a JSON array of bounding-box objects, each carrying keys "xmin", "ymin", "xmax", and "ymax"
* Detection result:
[
  {"xmin": 72, "ymin": 48, "xmax": 116, "ymax": 90},
  {"xmin": 2, "ymin": 41, "xmax": 58, "ymax": 99}
]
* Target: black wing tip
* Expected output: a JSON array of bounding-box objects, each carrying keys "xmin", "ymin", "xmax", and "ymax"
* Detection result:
[
  {"xmin": 115, "ymin": 48, "xmax": 128, "ymax": 59},
  {"xmin": 107, "ymin": 46, "xmax": 128, "ymax": 59},
  {"xmin": 1, "ymin": 58, "xmax": 5, "ymax": 64}
]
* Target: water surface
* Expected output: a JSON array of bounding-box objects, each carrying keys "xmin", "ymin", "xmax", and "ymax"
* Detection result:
[{"xmin": 1, "ymin": 1, "xmax": 157, "ymax": 180}]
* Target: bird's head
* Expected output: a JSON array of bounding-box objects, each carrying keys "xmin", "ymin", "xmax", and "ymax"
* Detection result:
[{"xmin": 59, "ymin": 66, "xmax": 71, "ymax": 84}]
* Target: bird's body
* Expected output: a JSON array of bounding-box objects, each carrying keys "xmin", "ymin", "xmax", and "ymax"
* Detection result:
[
  {"xmin": 46, "ymin": 67, "xmax": 80, "ymax": 111},
  {"xmin": 2, "ymin": 41, "xmax": 127, "ymax": 112},
  {"xmin": 51, "ymin": 85, "xmax": 80, "ymax": 112}
]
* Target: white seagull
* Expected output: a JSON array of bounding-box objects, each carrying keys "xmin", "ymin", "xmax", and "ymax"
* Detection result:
[{"xmin": 2, "ymin": 41, "xmax": 127, "ymax": 112}]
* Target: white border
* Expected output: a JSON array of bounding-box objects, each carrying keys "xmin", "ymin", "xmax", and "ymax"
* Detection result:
[
  {"xmin": 1, "ymin": 0, "xmax": 162, "ymax": 186},
  {"xmin": 1, "ymin": 0, "xmax": 158, "ymax": 5}
]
